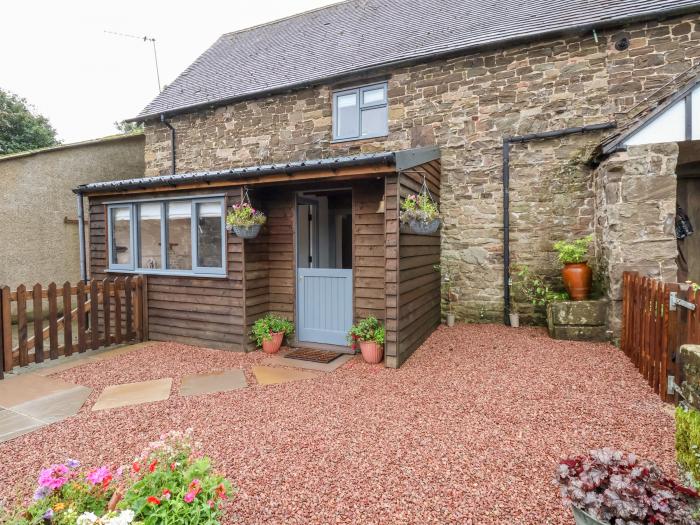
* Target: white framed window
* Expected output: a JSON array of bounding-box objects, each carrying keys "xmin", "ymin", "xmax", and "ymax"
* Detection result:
[
  {"xmin": 332, "ymin": 82, "xmax": 388, "ymax": 142},
  {"xmin": 107, "ymin": 197, "xmax": 226, "ymax": 277}
]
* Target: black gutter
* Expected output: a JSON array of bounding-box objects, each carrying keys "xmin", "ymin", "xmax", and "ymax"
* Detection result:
[
  {"xmin": 502, "ymin": 121, "xmax": 616, "ymax": 325},
  {"xmin": 74, "ymin": 152, "xmax": 396, "ymax": 195},
  {"xmin": 127, "ymin": 4, "xmax": 700, "ymax": 123},
  {"xmin": 160, "ymin": 114, "xmax": 176, "ymax": 174}
]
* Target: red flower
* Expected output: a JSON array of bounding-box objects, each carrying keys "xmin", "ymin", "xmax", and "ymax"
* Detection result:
[
  {"xmin": 162, "ymin": 488, "xmax": 172, "ymax": 500},
  {"xmin": 170, "ymin": 462, "xmax": 177, "ymax": 471},
  {"xmin": 147, "ymin": 496, "xmax": 161, "ymax": 505},
  {"xmin": 132, "ymin": 462, "xmax": 140, "ymax": 473},
  {"xmin": 215, "ymin": 483, "xmax": 227, "ymax": 499},
  {"xmin": 101, "ymin": 474, "xmax": 113, "ymax": 489},
  {"xmin": 148, "ymin": 460, "xmax": 158, "ymax": 473}
]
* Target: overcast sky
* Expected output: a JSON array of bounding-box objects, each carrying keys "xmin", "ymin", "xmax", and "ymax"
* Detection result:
[{"xmin": 1, "ymin": 1, "xmax": 341, "ymax": 143}]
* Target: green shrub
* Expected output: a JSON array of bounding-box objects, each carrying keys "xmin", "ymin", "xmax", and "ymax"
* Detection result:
[
  {"xmin": 251, "ymin": 314, "xmax": 294, "ymax": 347},
  {"xmin": 552, "ymin": 234, "xmax": 593, "ymax": 264},
  {"xmin": 677, "ymin": 405, "xmax": 700, "ymax": 488},
  {"xmin": 347, "ymin": 316, "xmax": 385, "ymax": 347}
]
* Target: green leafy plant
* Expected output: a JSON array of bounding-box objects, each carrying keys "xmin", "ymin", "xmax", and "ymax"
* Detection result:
[
  {"xmin": 677, "ymin": 405, "xmax": 700, "ymax": 489},
  {"xmin": 120, "ymin": 430, "xmax": 232, "ymax": 525},
  {"xmin": 347, "ymin": 316, "xmax": 385, "ymax": 348},
  {"xmin": 225, "ymin": 202, "xmax": 266, "ymax": 228},
  {"xmin": 400, "ymin": 193, "xmax": 439, "ymax": 223},
  {"xmin": 512, "ymin": 265, "xmax": 568, "ymax": 308},
  {"xmin": 251, "ymin": 314, "xmax": 294, "ymax": 347},
  {"xmin": 552, "ymin": 234, "xmax": 593, "ymax": 264}
]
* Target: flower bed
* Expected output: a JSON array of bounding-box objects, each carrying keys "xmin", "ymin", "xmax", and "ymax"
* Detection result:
[{"xmin": 2, "ymin": 430, "xmax": 232, "ymax": 524}]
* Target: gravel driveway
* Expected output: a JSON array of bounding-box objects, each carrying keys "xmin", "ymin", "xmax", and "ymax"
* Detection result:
[{"xmin": 0, "ymin": 324, "xmax": 676, "ymax": 524}]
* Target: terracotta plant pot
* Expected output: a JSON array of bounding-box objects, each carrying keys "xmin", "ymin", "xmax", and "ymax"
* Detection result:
[
  {"xmin": 261, "ymin": 331, "xmax": 284, "ymax": 354},
  {"xmin": 359, "ymin": 341, "xmax": 384, "ymax": 364},
  {"xmin": 562, "ymin": 262, "xmax": 592, "ymax": 301}
]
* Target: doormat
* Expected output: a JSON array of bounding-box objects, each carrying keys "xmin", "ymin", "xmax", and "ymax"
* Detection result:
[{"xmin": 285, "ymin": 348, "xmax": 342, "ymax": 364}]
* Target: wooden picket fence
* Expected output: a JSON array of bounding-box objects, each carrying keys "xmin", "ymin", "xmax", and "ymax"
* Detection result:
[
  {"xmin": 621, "ymin": 271, "xmax": 700, "ymax": 403},
  {"xmin": 0, "ymin": 276, "xmax": 146, "ymax": 379}
]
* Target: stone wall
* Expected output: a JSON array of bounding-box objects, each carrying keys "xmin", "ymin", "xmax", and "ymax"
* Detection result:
[
  {"xmin": 594, "ymin": 143, "xmax": 679, "ymax": 335},
  {"xmin": 143, "ymin": 13, "xmax": 700, "ymax": 322},
  {"xmin": 0, "ymin": 134, "xmax": 145, "ymax": 288},
  {"xmin": 680, "ymin": 344, "xmax": 700, "ymax": 409}
]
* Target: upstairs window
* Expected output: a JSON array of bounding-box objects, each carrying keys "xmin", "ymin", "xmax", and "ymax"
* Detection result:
[
  {"xmin": 107, "ymin": 197, "xmax": 226, "ymax": 277},
  {"xmin": 332, "ymin": 82, "xmax": 388, "ymax": 141}
]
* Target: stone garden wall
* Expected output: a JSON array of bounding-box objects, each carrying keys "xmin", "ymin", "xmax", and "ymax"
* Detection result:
[
  {"xmin": 143, "ymin": 13, "xmax": 700, "ymax": 323},
  {"xmin": 594, "ymin": 143, "xmax": 680, "ymax": 335}
]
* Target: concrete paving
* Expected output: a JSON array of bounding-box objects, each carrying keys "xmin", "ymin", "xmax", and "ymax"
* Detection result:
[
  {"xmin": 92, "ymin": 378, "xmax": 173, "ymax": 411},
  {"xmin": 180, "ymin": 369, "xmax": 247, "ymax": 397},
  {"xmin": 252, "ymin": 365, "xmax": 321, "ymax": 385}
]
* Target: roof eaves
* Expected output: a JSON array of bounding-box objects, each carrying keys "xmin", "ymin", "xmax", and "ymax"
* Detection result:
[{"xmin": 127, "ymin": 3, "xmax": 700, "ymax": 123}]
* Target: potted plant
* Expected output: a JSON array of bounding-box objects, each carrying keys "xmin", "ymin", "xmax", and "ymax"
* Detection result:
[
  {"xmin": 553, "ymin": 234, "xmax": 593, "ymax": 301},
  {"xmin": 400, "ymin": 192, "xmax": 441, "ymax": 235},
  {"xmin": 555, "ymin": 448, "xmax": 700, "ymax": 525},
  {"xmin": 226, "ymin": 201, "xmax": 266, "ymax": 239},
  {"xmin": 251, "ymin": 314, "xmax": 294, "ymax": 354},
  {"xmin": 434, "ymin": 261, "xmax": 458, "ymax": 326},
  {"xmin": 347, "ymin": 316, "xmax": 385, "ymax": 364}
]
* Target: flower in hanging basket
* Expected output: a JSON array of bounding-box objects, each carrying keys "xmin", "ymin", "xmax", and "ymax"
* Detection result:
[
  {"xmin": 225, "ymin": 202, "xmax": 267, "ymax": 229},
  {"xmin": 400, "ymin": 193, "xmax": 440, "ymax": 224}
]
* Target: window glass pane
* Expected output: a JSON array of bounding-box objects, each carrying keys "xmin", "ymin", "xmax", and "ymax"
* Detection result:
[
  {"xmin": 196, "ymin": 201, "xmax": 223, "ymax": 268},
  {"xmin": 110, "ymin": 207, "xmax": 131, "ymax": 266},
  {"xmin": 363, "ymin": 87, "xmax": 385, "ymax": 105},
  {"xmin": 138, "ymin": 203, "xmax": 162, "ymax": 269},
  {"xmin": 336, "ymin": 92, "xmax": 359, "ymax": 139},
  {"xmin": 167, "ymin": 201, "xmax": 192, "ymax": 270},
  {"xmin": 361, "ymin": 105, "xmax": 388, "ymax": 137}
]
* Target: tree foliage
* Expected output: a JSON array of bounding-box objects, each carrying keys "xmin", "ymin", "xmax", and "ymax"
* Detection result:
[
  {"xmin": 0, "ymin": 88, "xmax": 59, "ymax": 155},
  {"xmin": 114, "ymin": 120, "xmax": 144, "ymax": 134}
]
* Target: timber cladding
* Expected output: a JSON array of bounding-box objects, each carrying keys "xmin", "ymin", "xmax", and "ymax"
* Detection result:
[{"xmin": 386, "ymin": 160, "xmax": 442, "ymax": 368}]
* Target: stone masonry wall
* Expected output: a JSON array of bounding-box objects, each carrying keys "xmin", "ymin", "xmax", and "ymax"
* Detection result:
[
  {"xmin": 144, "ymin": 13, "xmax": 700, "ymax": 322},
  {"xmin": 594, "ymin": 143, "xmax": 680, "ymax": 336}
]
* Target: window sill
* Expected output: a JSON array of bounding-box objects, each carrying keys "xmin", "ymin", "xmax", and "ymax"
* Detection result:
[
  {"xmin": 105, "ymin": 269, "xmax": 228, "ymax": 279},
  {"xmin": 331, "ymin": 133, "xmax": 388, "ymax": 144}
]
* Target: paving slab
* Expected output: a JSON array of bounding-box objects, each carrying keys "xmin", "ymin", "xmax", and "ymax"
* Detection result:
[
  {"xmin": 92, "ymin": 378, "xmax": 172, "ymax": 411},
  {"xmin": 266, "ymin": 352, "xmax": 354, "ymax": 372},
  {"xmin": 0, "ymin": 408, "xmax": 45, "ymax": 443},
  {"xmin": 0, "ymin": 374, "xmax": 79, "ymax": 409},
  {"xmin": 252, "ymin": 366, "xmax": 321, "ymax": 386},
  {"xmin": 180, "ymin": 369, "xmax": 247, "ymax": 397},
  {"xmin": 12, "ymin": 386, "xmax": 92, "ymax": 423}
]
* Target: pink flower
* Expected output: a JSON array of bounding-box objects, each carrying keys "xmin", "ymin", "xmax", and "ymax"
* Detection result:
[
  {"xmin": 184, "ymin": 490, "xmax": 196, "ymax": 503},
  {"xmin": 87, "ymin": 466, "xmax": 111, "ymax": 486},
  {"xmin": 38, "ymin": 464, "xmax": 70, "ymax": 490}
]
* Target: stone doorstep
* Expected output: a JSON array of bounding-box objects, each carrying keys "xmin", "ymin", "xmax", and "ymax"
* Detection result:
[
  {"xmin": 252, "ymin": 366, "xmax": 322, "ymax": 386},
  {"xmin": 546, "ymin": 300, "xmax": 608, "ymax": 327},
  {"xmin": 265, "ymin": 351, "xmax": 354, "ymax": 372},
  {"xmin": 549, "ymin": 324, "xmax": 609, "ymax": 342},
  {"xmin": 92, "ymin": 378, "xmax": 173, "ymax": 411},
  {"xmin": 180, "ymin": 369, "xmax": 247, "ymax": 397}
]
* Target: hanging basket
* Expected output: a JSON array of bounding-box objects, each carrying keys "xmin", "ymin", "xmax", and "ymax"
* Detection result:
[
  {"xmin": 226, "ymin": 186, "xmax": 266, "ymax": 239},
  {"xmin": 409, "ymin": 218, "xmax": 441, "ymax": 235},
  {"xmin": 232, "ymin": 224, "xmax": 262, "ymax": 239},
  {"xmin": 401, "ymin": 174, "xmax": 441, "ymax": 235}
]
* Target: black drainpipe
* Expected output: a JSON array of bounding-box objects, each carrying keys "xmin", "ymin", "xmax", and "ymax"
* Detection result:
[
  {"xmin": 501, "ymin": 121, "xmax": 616, "ymax": 325},
  {"xmin": 161, "ymin": 114, "xmax": 176, "ymax": 174}
]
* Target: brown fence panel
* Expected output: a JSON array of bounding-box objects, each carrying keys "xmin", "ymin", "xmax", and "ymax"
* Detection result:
[{"xmin": 0, "ymin": 276, "xmax": 146, "ymax": 378}]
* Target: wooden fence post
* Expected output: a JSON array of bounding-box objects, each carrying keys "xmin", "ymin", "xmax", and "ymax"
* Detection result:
[
  {"xmin": 124, "ymin": 276, "xmax": 133, "ymax": 341},
  {"xmin": 48, "ymin": 282, "xmax": 58, "ymax": 360},
  {"xmin": 32, "ymin": 283, "xmax": 44, "ymax": 363},
  {"xmin": 0, "ymin": 287, "xmax": 10, "ymax": 375},
  {"xmin": 141, "ymin": 275, "xmax": 148, "ymax": 342},
  {"xmin": 102, "ymin": 278, "xmax": 111, "ymax": 347},
  {"xmin": 63, "ymin": 282, "xmax": 73, "ymax": 356},
  {"xmin": 114, "ymin": 278, "xmax": 123, "ymax": 345},
  {"xmin": 77, "ymin": 281, "xmax": 87, "ymax": 353},
  {"xmin": 90, "ymin": 280, "xmax": 99, "ymax": 350}
]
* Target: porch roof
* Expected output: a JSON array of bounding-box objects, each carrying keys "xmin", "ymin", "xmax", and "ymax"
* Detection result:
[{"xmin": 74, "ymin": 146, "xmax": 439, "ymax": 195}]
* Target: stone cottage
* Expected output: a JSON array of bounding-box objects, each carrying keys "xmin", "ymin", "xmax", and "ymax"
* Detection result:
[{"xmin": 77, "ymin": 0, "xmax": 700, "ymax": 364}]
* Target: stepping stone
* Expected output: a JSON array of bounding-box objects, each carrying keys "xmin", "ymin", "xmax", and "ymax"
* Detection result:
[
  {"xmin": 92, "ymin": 378, "xmax": 172, "ymax": 411},
  {"xmin": 0, "ymin": 374, "xmax": 79, "ymax": 409},
  {"xmin": 12, "ymin": 386, "xmax": 92, "ymax": 423},
  {"xmin": 180, "ymin": 369, "xmax": 247, "ymax": 397},
  {"xmin": 252, "ymin": 366, "xmax": 321, "ymax": 386},
  {"xmin": 266, "ymin": 352, "xmax": 353, "ymax": 372},
  {"xmin": 0, "ymin": 408, "xmax": 45, "ymax": 443}
]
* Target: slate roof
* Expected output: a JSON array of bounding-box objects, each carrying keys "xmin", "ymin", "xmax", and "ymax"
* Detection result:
[{"xmin": 134, "ymin": 0, "xmax": 700, "ymax": 120}]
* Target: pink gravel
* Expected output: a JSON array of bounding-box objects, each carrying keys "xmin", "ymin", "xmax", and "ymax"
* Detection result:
[{"xmin": 0, "ymin": 324, "xmax": 676, "ymax": 524}]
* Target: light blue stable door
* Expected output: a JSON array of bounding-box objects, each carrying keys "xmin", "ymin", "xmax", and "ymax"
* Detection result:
[
  {"xmin": 296, "ymin": 192, "xmax": 354, "ymax": 346},
  {"xmin": 296, "ymin": 268, "xmax": 353, "ymax": 345}
]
